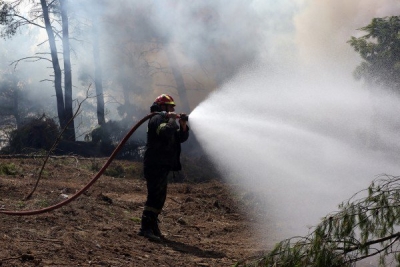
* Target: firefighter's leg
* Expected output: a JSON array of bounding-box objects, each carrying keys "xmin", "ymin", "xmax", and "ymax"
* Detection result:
[
  {"xmin": 138, "ymin": 210, "xmax": 160, "ymax": 241},
  {"xmin": 152, "ymin": 213, "xmax": 163, "ymax": 238},
  {"xmin": 139, "ymin": 165, "xmax": 169, "ymax": 240}
]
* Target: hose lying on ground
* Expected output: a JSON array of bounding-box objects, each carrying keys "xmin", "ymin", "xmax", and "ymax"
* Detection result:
[{"xmin": 0, "ymin": 113, "xmax": 156, "ymax": 216}]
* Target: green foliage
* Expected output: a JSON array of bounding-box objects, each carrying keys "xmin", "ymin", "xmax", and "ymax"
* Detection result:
[
  {"xmin": 130, "ymin": 216, "xmax": 141, "ymax": 223},
  {"xmin": 348, "ymin": 16, "xmax": 400, "ymax": 91},
  {"xmin": 104, "ymin": 163, "xmax": 125, "ymax": 178},
  {"xmin": 88, "ymin": 160, "xmax": 101, "ymax": 172},
  {"xmin": 16, "ymin": 200, "xmax": 25, "ymax": 209},
  {"xmin": 123, "ymin": 162, "xmax": 142, "ymax": 178},
  {"xmin": 35, "ymin": 199, "xmax": 49, "ymax": 208},
  {"xmin": 88, "ymin": 160, "xmax": 136, "ymax": 179},
  {"xmin": 239, "ymin": 175, "xmax": 400, "ymax": 267},
  {"xmin": 0, "ymin": 162, "xmax": 18, "ymax": 175},
  {"xmin": 0, "ymin": 1, "xmax": 19, "ymax": 38},
  {"xmin": 7, "ymin": 115, "xmax": 60, "ymax": 153}
]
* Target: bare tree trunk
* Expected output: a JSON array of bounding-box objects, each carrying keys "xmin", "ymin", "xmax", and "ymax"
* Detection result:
[
  {"xmin": 60, "ymin": 0, "xmax": 75, "ymax": 141},
  {"xmin": 13, "ymin": 87, "xmax": 20, "ymax": 128},
  {"xmin": 40, "ymin": 0, "xmax": 66, "ymax": 129},
  {"xmin": 165, "ymin": 47, "xmax": 190, "ymax": 112},
  {"xmin": 92, "ymin": 17, "xmax": 105, "ymax": 125}
]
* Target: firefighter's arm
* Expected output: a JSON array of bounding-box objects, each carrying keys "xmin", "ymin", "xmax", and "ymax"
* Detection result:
[
  {"xmin": 178, "ymin": 120, "xmax": 189, "ymax": 143},
  {"xmin": 156, "ymin": 112, "xmax": 189, "ymax": 142},
  {"xmin": 179, "ymin": 118, "xmax": 187, "ymax": 132},
  {"xmin": 156, "ymin": 113, "xmax": 178, "ymax": 137}
]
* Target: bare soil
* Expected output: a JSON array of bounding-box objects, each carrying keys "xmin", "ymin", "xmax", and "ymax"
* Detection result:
[{"xmin": 0, "ymin": 157, "xmax": 274, "ymax": 267}]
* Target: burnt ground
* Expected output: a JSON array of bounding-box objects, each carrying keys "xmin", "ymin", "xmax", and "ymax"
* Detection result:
[{"xmin": 0, "ymin": 157, "xmax": 277, "ymax": 267}]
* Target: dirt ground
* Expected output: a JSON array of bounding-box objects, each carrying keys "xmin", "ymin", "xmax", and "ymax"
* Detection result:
[{"xmin": 0, "ymin": 157, "xmax": 275, "ymax": 267}]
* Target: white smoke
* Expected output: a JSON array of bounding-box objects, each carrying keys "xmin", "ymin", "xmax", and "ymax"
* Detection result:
[
  {"xmin": 294, "ymin": 0, "xmax": 400, "ymax": 71},
  {"xmin": 188, "ymin": 1, "xmax": 400, "ymax": 250},
  {"xmin": 3, "ymin": 2, "xmax": 400, "ymax": 252}
]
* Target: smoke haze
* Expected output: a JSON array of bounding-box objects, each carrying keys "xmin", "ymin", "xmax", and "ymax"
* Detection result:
[
  {"xmin": 2, "ymin": 0, "xmax": 400, "ymax": 251},
  {"xmin": 294, "ymin": 0, "xmax": 400, "ymax": 71},
  {"xmin": 188, "ymin": 0, "xmax": 400, "ymax": 248}
]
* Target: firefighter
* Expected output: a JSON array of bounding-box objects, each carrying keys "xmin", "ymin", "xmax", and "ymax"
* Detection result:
[{"xmin": 138, "ymin": 94, "xmax": 189, "ymax": 241}]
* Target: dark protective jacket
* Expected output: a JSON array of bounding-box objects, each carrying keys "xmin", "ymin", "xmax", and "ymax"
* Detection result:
[{"xmin": 143, "ymin": 113, "xmax": 189, "ymax": 171}]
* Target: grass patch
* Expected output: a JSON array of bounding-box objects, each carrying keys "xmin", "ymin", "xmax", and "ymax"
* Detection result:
[
  {"xmin": 124, "ymin": 162, "xmax": 142, "ymax": 178},
  {"xmin": 36, "ymin": 199, "xmax": 49, "ymax": 208},
  {"xmin": 130, "ymin": 217, "xmax": 141, "ymax": 223},
  {"xmin": 16, "ymin": 201, "xmax": 26, "ymax": 209},
  {"xmin": 87, "ymin": 160, "xmax": 143, "ymax": 179},
  {"xmin": 0, "ymin": 163, "xmax": 19, "ymax": 176},
  {"xmin": 104, "ymin": 163, "xmax": 125, "ymax": 178}
]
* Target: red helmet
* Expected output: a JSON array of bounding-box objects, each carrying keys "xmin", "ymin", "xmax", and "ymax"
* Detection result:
[{"xmin": 154, "ymin": 94, "xmax": 175, "ymax": 106}]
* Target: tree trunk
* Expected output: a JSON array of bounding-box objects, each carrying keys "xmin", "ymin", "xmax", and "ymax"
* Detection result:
[
  {"xmin": 60, "ymin": 0, "xmax": 75, "ymax": 141},
  {"xmin": 92, "ymin": 17, "xmax": 105, "ymax": 125},
  {"xmin": 165, "ymin": 47, "xmax": 191, "ymax": 112},
  {"xmin": 40, "ymin": 0, "xmax": 66, "ymax": 129},
  {"xmin": 13, "ymin": 87, "xmax": 20, "ymax": 128}
]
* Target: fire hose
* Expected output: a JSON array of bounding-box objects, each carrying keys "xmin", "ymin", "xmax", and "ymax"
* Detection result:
[{"xmin": 0, "ymin": 112, "xmax": 187, "ymax": 216}]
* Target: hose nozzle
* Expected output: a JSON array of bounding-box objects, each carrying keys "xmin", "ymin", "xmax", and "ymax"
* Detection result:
[{"xmin": 178, "ymin": 114, "xmax": 189, "ymax": 121}]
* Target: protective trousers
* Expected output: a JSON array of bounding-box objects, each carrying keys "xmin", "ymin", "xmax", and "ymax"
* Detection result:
[{"xmin": 141, "ymin": 165, "xmax": 169, "ymax": 236}]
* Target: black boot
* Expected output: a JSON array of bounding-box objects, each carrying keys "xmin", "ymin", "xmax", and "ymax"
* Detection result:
[
  {"xmin": 138, "ymin": 211, "xmax": 161, "ymax": 242},
  {"xmin": 153, "ymin": 214, "xmax": 163, "ymax": 239}
]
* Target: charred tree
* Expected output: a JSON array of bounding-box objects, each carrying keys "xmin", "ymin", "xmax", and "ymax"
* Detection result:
[
  {"xmin": 59, "ymin": 0, "xmax": 75, "ymax": 141},
  {"xmin": 40, "ymin": 0, "xmax": 66, "ymax": 130},
  {"xmin": 92, "ymin": 17, "xmax": 105, "ymax": 125}
]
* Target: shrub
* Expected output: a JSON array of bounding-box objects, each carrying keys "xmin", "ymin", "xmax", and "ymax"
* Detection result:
[
  {"xmin": 7, "ymin": 115, "xmax": 60, "ymax": 153},
  {"xmin": 89, "ymin": 120, "xmax": 145, "ymax": 159},
  {"xmin": 0, "ymin": 163, "xmax": 18, "ymax": 175},
  {"xmin": 104, "ymin": 163, "xmax": 125, "ymax": 178}
]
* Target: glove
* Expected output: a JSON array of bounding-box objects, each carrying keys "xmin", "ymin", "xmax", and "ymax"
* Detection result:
[
  {"xmin": 167, "ymin": 112, "xmax": 178, "ymax": 119},
  {"xmin": 179, "ymin": 113, "xmax": 188, "ymax": 122}
]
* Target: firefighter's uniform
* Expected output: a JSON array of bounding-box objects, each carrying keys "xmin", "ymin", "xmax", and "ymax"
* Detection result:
[{"xmin": 139, "ymin": 94, "xmax": 189, "ymax": 241}]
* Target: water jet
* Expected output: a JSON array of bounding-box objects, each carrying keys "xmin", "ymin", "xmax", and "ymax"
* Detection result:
[{"xmin": 188, "ymin": 64, "xmax": 400, "ymax": 244}]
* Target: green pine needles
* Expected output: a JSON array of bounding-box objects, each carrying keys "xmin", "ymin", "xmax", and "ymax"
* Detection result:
[{"xmin": 239, "ymin": 175, "xmax": 400, "ymax": 267}]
